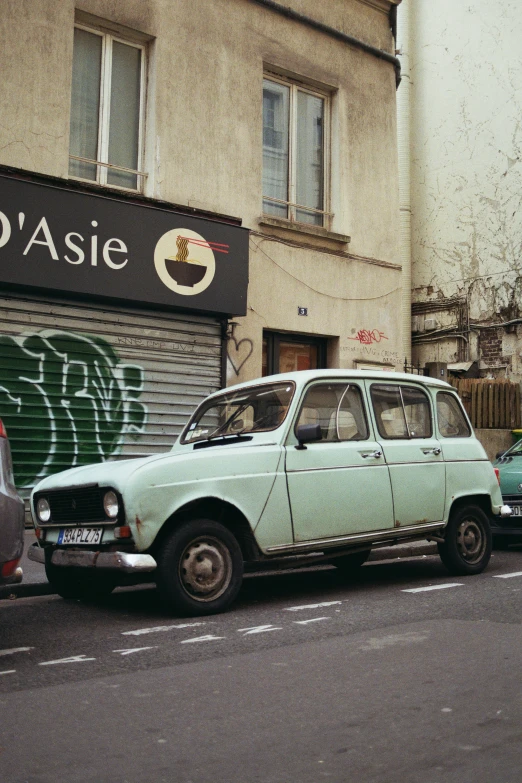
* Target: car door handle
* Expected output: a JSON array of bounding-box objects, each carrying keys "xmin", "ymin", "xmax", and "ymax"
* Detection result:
[
  {"xmin": 421, "ymin": 447, "xmax": 441, "ymax": 455},
  {"xmin": 360, "ymin": 450, "xmax": 382, "ymax": 459}
]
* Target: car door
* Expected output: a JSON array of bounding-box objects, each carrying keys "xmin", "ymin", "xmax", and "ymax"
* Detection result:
[
  {"xmin": 285, "ymin": 381, "xmax": 395, "ymax": 542},
  {"xmin": 368, "ymin": 382, "xmax": 445, "ymax": 526}
]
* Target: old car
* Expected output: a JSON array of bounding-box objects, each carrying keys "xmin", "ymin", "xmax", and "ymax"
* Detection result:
[
  {"xmin": 493, "ymin": 441, "xmax": 522, "ymax": 543},
  {"xmin": 28, "ymin": 370, "xmax": 508, "ymax": 615},
  {"xmin": 0, "ymin": 417, "xmax": 25, "ymax": 586}
]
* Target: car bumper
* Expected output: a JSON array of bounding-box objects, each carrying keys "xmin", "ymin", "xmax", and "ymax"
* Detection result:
[{"xmin": 28, "ymin": 544, "xmax": 157, "ymax": 573}]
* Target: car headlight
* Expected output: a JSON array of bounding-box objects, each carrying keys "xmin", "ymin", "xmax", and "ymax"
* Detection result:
[
  {"xmin": 36, "ymin": 497, "xmax": 51, "ymax": 523},
  {"xmin": 103, "ymin": 490, "xmax": 119, "ymax": 519}
]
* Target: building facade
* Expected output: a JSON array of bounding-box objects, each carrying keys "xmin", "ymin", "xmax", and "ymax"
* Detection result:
[
  {"xmin": 398, "ymin": 0, "xmax": 522, "ymax": 381},
  {"xmin": 1, "ymin": 0, "xmax": 402, "ymax": 499}
]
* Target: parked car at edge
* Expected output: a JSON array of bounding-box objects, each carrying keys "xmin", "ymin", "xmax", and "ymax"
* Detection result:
[
  {"xmin": 493, "ymin": 441, "xmax": 522, "ymax": 542},
  {"xmin": 28, "ymin": 370, "xmax": 507, "ymax": 615},
  {"xmin": 0, "ymin": 417, "xmax": 24, "ymax": 586}
]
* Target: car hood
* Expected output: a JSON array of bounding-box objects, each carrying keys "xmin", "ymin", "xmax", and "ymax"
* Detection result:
[{"xmin": 32, "ymin": 453, "xmax": 166, "ymax": 494}]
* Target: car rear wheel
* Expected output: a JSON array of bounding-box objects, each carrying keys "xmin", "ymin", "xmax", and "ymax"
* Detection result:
[
  {"xmin": 156, "ymin": 518, "xmax": 244, "ymax": 616},
  {"xmin": 45, "ymin": 562, "xmax": 116, "ymax": 601},
  {"xmin": 437, "ymin": 504, "xmax": 492, "ymax": 575}
]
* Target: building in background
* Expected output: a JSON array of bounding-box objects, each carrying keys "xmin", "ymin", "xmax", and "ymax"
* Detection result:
[
  {"xmin": 0, "ymin": 0, "xmax": 402, "ymax": 503},
  {"xmin": 397, "ymin": 0, "xmax": 522, "ymax": 382}
]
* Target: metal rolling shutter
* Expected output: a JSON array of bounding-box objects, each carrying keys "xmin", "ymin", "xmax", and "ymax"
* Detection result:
[{"xmin": 0, "ymin": 293, "xmax": 223, "ymax": 499}]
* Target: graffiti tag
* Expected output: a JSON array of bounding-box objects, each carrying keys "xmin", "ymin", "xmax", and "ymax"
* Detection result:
[
  {"xmin": 348, "ymin": 329, "xmax": 388, "ymax": 345},
  {"xmin": 0, "ymin": 330, "xmax": 147, "ymax": 487}
]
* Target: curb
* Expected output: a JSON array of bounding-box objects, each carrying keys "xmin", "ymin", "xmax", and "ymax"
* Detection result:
[{"xmin": 0, "ymin": 541, "xmax": 439, "ymax": 601}]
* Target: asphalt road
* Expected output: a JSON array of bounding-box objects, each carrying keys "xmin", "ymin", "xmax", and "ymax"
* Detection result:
[{"xmin": 1, "ymin": 549, "xmax": 522, "ymax": 783}]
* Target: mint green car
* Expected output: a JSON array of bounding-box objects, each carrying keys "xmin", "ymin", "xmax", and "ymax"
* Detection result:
[{"xmin": 29, "ymin": 370, "xmax": 506, "ymax": 615}]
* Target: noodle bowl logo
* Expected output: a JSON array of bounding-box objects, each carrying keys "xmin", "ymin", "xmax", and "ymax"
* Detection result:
[{"xmin": 154, "ymin": 228, "xmax": 228, "ymax": 296}]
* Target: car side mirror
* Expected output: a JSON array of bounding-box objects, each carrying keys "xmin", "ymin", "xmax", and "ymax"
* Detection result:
[
  {"xmin": 496, "ymin": 451, "xmax": 506, "ymax": 460},
  {"xmin": 295, "ymin": 423, "xmax": 323, "ymax": 450}
]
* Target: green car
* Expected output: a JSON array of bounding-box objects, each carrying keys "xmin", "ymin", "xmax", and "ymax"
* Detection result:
[
  {"xmin": 493, "ymin": 441, "xmax": 522, "ymax": 543},
  {"xmin": 28, "ymin": 370, "xmax": 508, "ymax": 615}
]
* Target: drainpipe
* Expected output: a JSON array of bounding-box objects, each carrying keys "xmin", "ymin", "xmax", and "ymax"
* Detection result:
[{"xmin": 396, "ymin": 0, "xmax": 412, "ymax": 364}]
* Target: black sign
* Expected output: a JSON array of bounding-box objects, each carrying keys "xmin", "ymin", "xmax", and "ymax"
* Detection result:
[{"xmin": 0, "ymin": 173, "xmax": 249, "ymax": 316}]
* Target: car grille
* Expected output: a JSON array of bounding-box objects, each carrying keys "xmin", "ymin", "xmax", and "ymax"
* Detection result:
[
  {"xmin": 502, "ymin": 495, "xmax": 522, "ymax": 503},
  {"xmin": 35, "ymin": 487, "xmax": 113, "ymax": 525}
]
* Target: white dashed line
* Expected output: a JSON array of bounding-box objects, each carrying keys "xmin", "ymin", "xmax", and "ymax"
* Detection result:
[
  {"xmin": 293, "ymin": 617, "xmax": 330, "ymax": 625},
  {"xmin": 0, "ymin": 670, "xmax": 16, "ymax": 676},
  {"xmin": 492, "ymin": 571, "xmax": 522, "ymax": 579},
  {"xmin": 180, "ymin": 635, "xmax": 225, "ymax": 644},
  {"xmin": 0, "ymin": 647, "xmax": 33, "ymax": 656},
  {"xmin": 402, "ymin": 583, "xmax": 464, "ymax": 593},
  {"xmin": 284, "ymin": 601, "xmax": 342, "ymax": 612},
  {"xmin": 113, "ymin": 647, "xmax": 158, "ymax": 656},
  {"xmin": 122, "ymin": 623, "xmax": 205, "ymax": 636},
  {"xmin": 39, "ymin": 655, "xmax": 96, "ymax": 666},
  {"xmin": 237, "ymin": 625, "xmax": 282, "ymax": 635}
]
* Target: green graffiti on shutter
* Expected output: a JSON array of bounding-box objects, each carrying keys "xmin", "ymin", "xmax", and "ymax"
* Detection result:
[{"xmin": 0, "ymin": 330, "xmax": 148, "ymax": 487}]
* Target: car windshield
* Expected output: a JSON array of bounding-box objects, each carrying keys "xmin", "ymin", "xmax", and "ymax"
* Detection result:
[
  {"xmin": 181, "ymin": 382, "xmax": 296, "ymax": 444},
  {"xmin": 503, "ymin": 439, "xmax": 522, "ymax": 457}
]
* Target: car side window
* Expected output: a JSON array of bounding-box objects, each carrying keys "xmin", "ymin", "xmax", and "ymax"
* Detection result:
[
  {"xmin": 436, "ymin": 392, "xmax": 471, "ymax": 438},
  {"xmin": 296, "ymin": 383, "xmax": 368, "ymax": 442},
  {"xmin": 371, "ymin": 384, "xmax": 432, "ymax": 439}
]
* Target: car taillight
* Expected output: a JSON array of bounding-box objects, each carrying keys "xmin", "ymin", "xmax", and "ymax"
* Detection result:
[
  {"xmin": 1, "ymin": 558, "xmax": 20, "ymax": 578},
  {"xmin": 494, "ymin": 468, "xmax": 501, "ymax": 485},
  {"xmin": 0, "ymin": 418, "xmax": 7, "ymax": 438}
]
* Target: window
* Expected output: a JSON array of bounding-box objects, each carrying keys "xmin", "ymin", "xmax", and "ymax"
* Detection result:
[
  {"xmin": 262, "ymin": 331, "xmax": 327, "ymax": 376},
  {"xmin": 69, "ymin": 24, "xmax": 146, "ymax": 191},
  {"xmin": 262, "ymin": 75, "xmax": 328, "ymax": 227},
  {"xmin": 371, "ymin": 385, "xmax": 432, "ymax": 440},
  {"xmin": 295, "ymin": 383, "xmax": 369, "ymax": 442},
  {"xmin": 436, "ymin": 392, "xmax": 471, "ymax": 438}
]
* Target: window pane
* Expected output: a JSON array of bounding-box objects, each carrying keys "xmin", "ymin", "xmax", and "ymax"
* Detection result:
[
  {"xmin": 262, "ymin": 80, "xmax": 289, "ymax": 218},
  {"xmin": 296, "ymin": 90, "xmax": 324, "ymax": 226},
  {"xmin": 337, "ymin": 385, "xmax": 369, "ymax": 441},
  {"xmin": 401, "ymin": 386, "xmax": 432, "ymax": 438},
  {"xmin": 107, "ymin": 42, "xmax": 141, "ymax": 189},
  {"xmin": 279, "ymin": 341, "xmax": 317, "ymax": 373},
  {"xmin": 296, "ymin": 383, "xmax": 346, "ymax": 442},
  {"xmin": 437, "ymin": 392, "xmax": 471, "ymax": 438},
  {"xmin": 371, "ymin": 385, "xmax": 408, "ymax": 439},
  {"xmin": 69, "ymin": 28, "xmax": 102, "ymax": 181}
]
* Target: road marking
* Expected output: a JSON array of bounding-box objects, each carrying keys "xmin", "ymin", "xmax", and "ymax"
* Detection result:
[
  {"xmin": 492, "ymin": 571, "xmax": 522, "ymax": 579},
  {"xmin": 39, "ymin": 655, "xmax": 96, "ymax": 666},
  {"xmin": 284, "ymin": 601, "xmax": 342, "ymax": 612},
  {"xmin": 122, "ymin": 623, "xmax": 205, "ymax": 636},
  {"xmin": 402, "ymin": 583, "xmax": 464, "ymax": 593},
  {"xmin": 0, "ymin": 670, "xmax": 16, "ymax": 676},
  {"xmin": 293, "ymin": 617, "xmax": 330, "ymax": 625},
  {"xmin": 0, "ymin": 647, "xmax": 33, "ymax": 656},
  {"xmin": 113, "ymin": 647, "xmax": 158, "ymax": 656},
  {"xmin": 237, "ymin": 625, "xmax": 282, "ymax": 635},
  {"xmin": 180, "ymin": 635, "xmax": 225, "ymax": 644}
]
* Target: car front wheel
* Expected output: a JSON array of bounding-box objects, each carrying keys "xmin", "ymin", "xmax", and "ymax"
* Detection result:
[
  {"xmin": 156, "ymin": 518, "xmax": 244, "ymax": 616},
  {"xmin": 437, "ymin": 505, "xmax": 492, "ymax": 575}
]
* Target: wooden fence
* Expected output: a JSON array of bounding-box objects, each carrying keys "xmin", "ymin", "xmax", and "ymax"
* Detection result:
[{"xmin": 448, "ymin": 378, "xmax": 521, "ymax": 430}]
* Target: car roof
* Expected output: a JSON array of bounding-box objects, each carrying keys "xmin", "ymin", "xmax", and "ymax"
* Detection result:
[{"xmin": 211, "ymin": 369, "xmax": 452, "ymax": 398}]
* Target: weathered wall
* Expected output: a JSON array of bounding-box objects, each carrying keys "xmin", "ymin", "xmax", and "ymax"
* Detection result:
[
  {"xmin": 408, "ymin": 0, "xmax": 522, "ymax": 380},
  {"xmin": 0, "ymin": 0, "xmax": 403, "ymax": 385}
]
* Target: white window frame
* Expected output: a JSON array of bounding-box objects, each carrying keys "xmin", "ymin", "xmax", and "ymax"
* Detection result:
[
  {"xmin": 69, "ymin": 23, "xmax": 147, "ymax": 192},
  {"xmin": 262, "ymin": 73, "xmax": 331, "ymax": 228}
]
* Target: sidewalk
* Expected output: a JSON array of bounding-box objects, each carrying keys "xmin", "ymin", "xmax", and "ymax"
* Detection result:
[{"xmin": 0, "ymin": 529, "xmax": 438, "ymax": 600}]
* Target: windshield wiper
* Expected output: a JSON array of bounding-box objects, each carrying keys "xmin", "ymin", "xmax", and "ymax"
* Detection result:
[{"xmin": 205, "ymin": 403, "xmax": 250, "ymax": 440}]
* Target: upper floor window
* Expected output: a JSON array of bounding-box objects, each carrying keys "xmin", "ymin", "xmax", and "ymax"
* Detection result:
[
  {"xmin": 262, "ymin": 75, "xmax": 328, "ymax": 227},
  {"xmin": 69, "ymin": 24, "xmax": 146, "ymax": 192}
]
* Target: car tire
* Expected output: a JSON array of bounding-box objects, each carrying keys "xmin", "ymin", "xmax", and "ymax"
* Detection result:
[
  {"xmin": 45, "ymin": 562, "xmax": 116, "ymax": 601},
  {"xmin": 334, "ymin": 549, "xmax": 371, "ymax": 573},
  {"xmin": 437, "ymin": 504, "xmax": 492, "ymax": 575},
  {"xmin": 156, "ymin": 518, "xmax": 244, "ymax": 616}
]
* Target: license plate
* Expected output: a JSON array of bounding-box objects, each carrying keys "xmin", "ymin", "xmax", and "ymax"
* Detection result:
[
  {"xmin": 511, "ymin": 506, "xmax": 522, "ymax": 517},
  {"xmin": 57, "ymin": 527, "xmax": 103, "ymax": 545}
]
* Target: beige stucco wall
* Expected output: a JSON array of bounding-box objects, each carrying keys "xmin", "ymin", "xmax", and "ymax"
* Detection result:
[
  {"xmin": 0, "ymin": 0, "xmax": 402, "ymax": 383},
  {"xmin": 406, "ymin": 0, "xmax": 522, "ymax": 381}
]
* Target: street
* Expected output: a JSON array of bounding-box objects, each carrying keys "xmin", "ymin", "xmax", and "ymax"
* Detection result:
[{"xmin": 1, "ymin": 548, "xmax": 522, "ymax": 783}]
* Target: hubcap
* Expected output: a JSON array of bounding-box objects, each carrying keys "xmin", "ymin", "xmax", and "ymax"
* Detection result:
[
  {"xmin": 179, "ymin": 536, "xmax": 232, "ymax": 602},
  {"xmin": 456, "ymin": 519, "xmax": 485, "ymax": 563}
]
